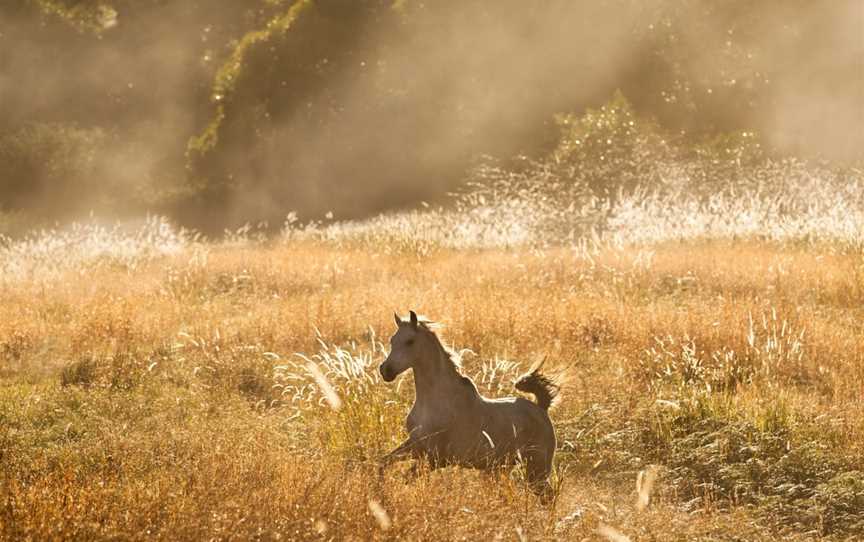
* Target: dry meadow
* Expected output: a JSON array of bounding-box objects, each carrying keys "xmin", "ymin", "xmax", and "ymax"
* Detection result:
[
  {"xmin": 1, "ymin": 218, "xmax": 863, "ymax": 541},
  {"xmin": 4, "ymin": 3, "xmax": 864, "ymax": 540}
]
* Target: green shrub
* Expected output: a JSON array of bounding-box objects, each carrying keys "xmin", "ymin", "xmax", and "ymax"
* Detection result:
[
  {"xmin": 641, "ymin": 391, "xmax": 863, "ymax": 536},
  {"xmin": 32, "ymin": 0, "xmax": 118, "ymax": 34},
  {"xmin": 550, "ymin": 91, "xmax": 674, "ymax": 197}
]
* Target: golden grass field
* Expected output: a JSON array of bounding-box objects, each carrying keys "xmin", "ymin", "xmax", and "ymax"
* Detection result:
[{"xmin": 2, "ymin": 233, "xmax": 863, "ymax": 540}]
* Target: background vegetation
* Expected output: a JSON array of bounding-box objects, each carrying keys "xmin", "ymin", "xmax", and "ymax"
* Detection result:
[{"xmin": 1, "ymin": 0, "xmax": 862, "ymax": 232}]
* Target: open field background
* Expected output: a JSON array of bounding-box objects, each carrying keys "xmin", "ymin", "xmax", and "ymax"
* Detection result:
[
  {"xmin": 3, "ymin": 3, "xmax": 863, "ymax": 540},
  {"xmin": 2, "ymin": 216, "xmax": 863, "ymax": 540}
]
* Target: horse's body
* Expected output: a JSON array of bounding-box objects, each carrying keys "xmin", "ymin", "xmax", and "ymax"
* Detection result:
[{"xmin": 379, "ymin": 311, "xmax": 559, "ymax": 491}]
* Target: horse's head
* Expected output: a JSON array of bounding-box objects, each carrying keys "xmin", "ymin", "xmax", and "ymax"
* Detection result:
[{"xmin": 380, "ymin": 310, "xmax": 436, "ymax": 382}]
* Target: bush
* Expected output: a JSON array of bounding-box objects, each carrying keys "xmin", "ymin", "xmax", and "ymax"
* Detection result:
[
  {"xmin": 641, "ymin": 391, "xmax": 864, "ymax": 536},
  {"xmin": 549, "ymin": 91, "xmax": 674, "ymax": 197}
]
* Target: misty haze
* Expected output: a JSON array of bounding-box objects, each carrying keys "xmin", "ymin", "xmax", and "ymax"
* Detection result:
[{"xmin": 1, "ymin": 1, "xmax": 863, "ymax": 541}]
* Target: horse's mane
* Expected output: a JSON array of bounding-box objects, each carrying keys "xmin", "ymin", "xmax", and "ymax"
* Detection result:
[{"xmin": 416, "ymin": 318, "xmax": 468, "ymax": 377}]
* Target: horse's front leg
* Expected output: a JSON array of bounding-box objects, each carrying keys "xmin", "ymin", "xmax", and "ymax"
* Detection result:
[
  {"xmin": 378, "ymin": 438, "xmax": 417, "ymax": 475},
  {"xmin": 405, "ymin": 451, "xmax": 445, "ymax": 479}
]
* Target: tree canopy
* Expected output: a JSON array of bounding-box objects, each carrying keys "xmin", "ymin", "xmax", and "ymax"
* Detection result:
[{"xmin": 1, "ymin": 0, "xmax": 861, "ymax": 231}]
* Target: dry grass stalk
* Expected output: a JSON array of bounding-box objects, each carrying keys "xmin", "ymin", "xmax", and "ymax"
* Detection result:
[
  {"xmin": 305, "ymin": 360, "xmax": 342, "ymax": 411},
  {"xmin": 1, "ymin": 227, "xmax": 862, "ymax": 541}
]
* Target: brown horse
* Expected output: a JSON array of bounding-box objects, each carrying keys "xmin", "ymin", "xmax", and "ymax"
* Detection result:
[{"xmin": 378, "ymin": 311, "xmax": 560, "ymax": 493}]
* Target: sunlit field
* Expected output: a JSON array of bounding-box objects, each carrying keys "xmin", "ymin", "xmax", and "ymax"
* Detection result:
[
  {"xmin": 2, "ymin": 193, "xmax": 863, "ymax": 541},
  {"xmin": 4, "ymin": 2, "xmax": 864, "ymax": 540}
]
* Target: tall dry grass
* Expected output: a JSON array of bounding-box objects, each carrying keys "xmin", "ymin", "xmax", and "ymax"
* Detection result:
[{"xmin": 1, "ymin": 207, "xmax": 862, "ymax": 539}]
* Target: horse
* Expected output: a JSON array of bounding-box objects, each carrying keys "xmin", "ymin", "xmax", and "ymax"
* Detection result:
[{"xmin": 378, "ymin": 311, "xmax": 560, "ymax": 494}]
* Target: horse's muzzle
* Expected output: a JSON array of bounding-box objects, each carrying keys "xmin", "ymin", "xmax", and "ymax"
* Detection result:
[{"xmin": 379, "ymin": 363, "xmax": 396, "ymax": 382}]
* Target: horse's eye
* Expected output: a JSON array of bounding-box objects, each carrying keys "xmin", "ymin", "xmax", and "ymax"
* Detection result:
[{"xmin": 406, "ymin": 339, "xmax": 415, "ymax": 347}]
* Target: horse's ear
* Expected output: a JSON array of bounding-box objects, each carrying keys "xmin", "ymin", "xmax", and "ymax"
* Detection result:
[
  {"xmin": 394, "ymin": 312, "xmax": 402, "ymax": 327},
  {"xmin": 409, "ymin": 310, "xmax": 418, "ymax": 329}
]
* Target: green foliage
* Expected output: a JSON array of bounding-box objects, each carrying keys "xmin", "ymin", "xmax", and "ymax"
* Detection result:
[
  {"xmin": 31, "ymin": 0, "xmax": 118, "ymax": 34},
  {"xmin": 809, "ymin": 472, "xmax": 864, "ymax": 534},
  {"xmin": 185, "ymin": 0, "xmax": 410, "ymax": 228},
  {"xmin": 642, "ymin": 391, "xmax": 864, "ymax": 536},
  {"xmin": 187, "ymin": 0, "xmax": 314, "ymax": 159}
]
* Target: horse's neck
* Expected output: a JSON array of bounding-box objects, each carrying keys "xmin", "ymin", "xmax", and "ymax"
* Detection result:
[{"xmin": 412, "ymin": 350, "xmax": 472, "ymax": 408}]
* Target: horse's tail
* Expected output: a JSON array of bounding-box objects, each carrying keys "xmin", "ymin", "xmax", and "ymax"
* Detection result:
[{"xmin": 515, "ymin": 359, "xmax": 560, "ymax": 411}]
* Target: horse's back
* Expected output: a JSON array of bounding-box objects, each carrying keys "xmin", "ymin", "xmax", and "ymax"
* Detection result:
[
  {"xmin": 483, "ymin": 395, "xmax": 552, "ymax": 424},
  {"xmin": 479, "ymin": 395, "xmax": 555, "ymax": 451}
]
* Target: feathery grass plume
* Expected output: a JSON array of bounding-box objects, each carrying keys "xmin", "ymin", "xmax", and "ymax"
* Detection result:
[
  {"xmin": 597, "ymin": 523, "xmax": 631, "ymax": 542},
  {"xmin": 279, "ymin": 157, "xmax": 863, "ymax": 252},
  {"xmin": 654, "ymin": 399, "xmax": 681, "ymax": 410},
  {"xmin": 0, "ymin": 215, "xmax": 190, "ymax": 282},
  {"xmin": 636, "ymin": 465, "xmax": 659, "ymax": 511},
  {"xmin": 368, "ymin": 499, "xmax": 391, "ymax": 530},
  {"xmin": 305, "ymin": 361, "xmax": 342, "ymax": 411}
]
